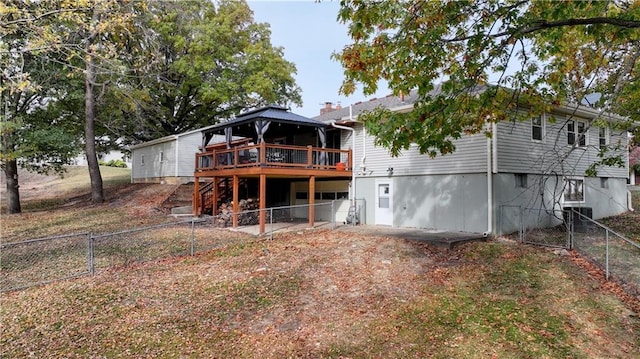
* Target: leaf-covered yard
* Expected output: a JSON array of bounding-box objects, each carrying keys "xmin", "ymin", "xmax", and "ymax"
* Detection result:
[{"xmin": 2, "ymin": 229, "xmax": 638, "ymax": 358}]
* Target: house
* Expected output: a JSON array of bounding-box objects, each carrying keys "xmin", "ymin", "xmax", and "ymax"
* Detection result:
[
  {"xmin": 193, "ymin": 95, "xmax": 632, "ymax": 236},
  {"xmin": 130, "ymin": 126, "xmax": 222, "ymax": 184},
  {"xmin": 312, "ymin": 92, "xmax": 633, "ymax": 235},
  {"xmin": 193, "ymin": 105, "xmax": 353, "ymax": 233},
  {"xmin": 630, "ymin": 146, "xmax": 640, "ymax": 185}
]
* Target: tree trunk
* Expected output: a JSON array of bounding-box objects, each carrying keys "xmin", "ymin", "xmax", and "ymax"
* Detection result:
[
  {"xmin": 84, "ymin": 47, "xmax": 104, "ymax": 204},
  {"xmin": 4, "ymin": 159, "xmax": 22, "ymax": 214}
]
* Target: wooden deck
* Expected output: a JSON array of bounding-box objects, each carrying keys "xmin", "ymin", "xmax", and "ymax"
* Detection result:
[
  {"xmin": 193, "ymin": 142, "xmax": 353, "ymax": 233},
  {"xmin": 195, "ymin": 142, "xmax": 353, "ymax": 178}
]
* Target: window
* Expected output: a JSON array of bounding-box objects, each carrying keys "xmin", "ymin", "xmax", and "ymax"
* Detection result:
[
  {"xmin": 314, "ymin": 191, "xmax": 350, "ymax": 200},
  {"xmin": 295, "ymin": 192, "xmax": 308, "ymax": 200},
  {"xmin": 563, "ymin": 177, "xmax": 585, "ymax": 203},
  {"xmin": 567, "ymin": 120, "xmax": 586, "ymax": 146},
  {"xmin": 140, "ymin": 155, "xmax": 145, "ymax": 166},
  {"xmin": 598, "ymin": 127, "xmax": 608, "ymax": 149},
  {"xmin": 514, "ymin": 173, "xmax": 528, "ymax": 188},
  {"xmin": 159, "ymin": 151, "xmax": 164, "ymax": 162},
  {"xmin": 321, "ymin": 192, "xmax": 336, "ymax": 200},
  {"xmin": 600, "ymin": 177, "xmax": 609, "ymax": 189},
  {"xmin": 531, "ymin": 116, "xmax": 543, "ymax": 141}
]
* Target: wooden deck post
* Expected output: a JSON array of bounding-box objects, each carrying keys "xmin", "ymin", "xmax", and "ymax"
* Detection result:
[
  {"xmin": 232, "ymin": 175, "xmax": 239, "ymax": 228},
  {"xmin": 308, "ymin": 175, "xmax": 315, "ymax": 228},
  {"xmin": 193, "ymin": 178, "xmax": 200, "ymax": 215},
  {"xmin": 212, "ymin": 176, "xmax": 218, "ymax": 216},
  {"xmin": 259, "ymin": 174, "xmax": 266, "ymax": 234},
  {"xmin": 260, "ymin": 141, "xmax": 266, "ymax": 164},
  {"xmin": 307, "ymin": 145, "xmax": 313, "ymax": 168}
]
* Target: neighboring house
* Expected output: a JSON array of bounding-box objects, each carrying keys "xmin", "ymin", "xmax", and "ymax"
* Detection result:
[
  {"xmin": 312, "ymin": 91, "xmax": 633, "ymax": 235},
  {"xmin": 630, "ymin": 146, "xmax": 640, "ymax": 185},
  {"xmin": 131, "ymin": 125, "xmax": 222, "ymax": 184}
]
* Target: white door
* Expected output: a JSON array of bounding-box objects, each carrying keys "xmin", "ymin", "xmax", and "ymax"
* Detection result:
[{"xmin": 375, "ymin": 180, "xmax": 393, "ymax": 226}]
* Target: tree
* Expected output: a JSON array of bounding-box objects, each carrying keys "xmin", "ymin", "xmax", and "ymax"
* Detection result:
[
  {"xmin": 103, "ymin": 0, "xmax": 301, "ymax": 145},
  {"xmin": 335, "ymin": 0, "xmax": 640, "ymax": 157},
  {"xmin": 2, "ymin": 0, "xmax": 145, "ymax": 204},
  {"xmin": 1, "ymin": 1, "xmax": 84, "ymax": 213}
]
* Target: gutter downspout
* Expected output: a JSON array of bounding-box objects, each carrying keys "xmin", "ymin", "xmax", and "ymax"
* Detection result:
[
  {"xmin": 359, "ymin": 106, "xmax": 366, "ymax": 174},
  {"xmin": 175, "ymin": 136, "xmax": 180, "ymax": 179},
  {"xmin": 330, "ymin": 119, "xmax": 356, "ymax": 206},
  {"xmin": 485, "ymin": 122, "xmax": 494, "ymax": 237}
]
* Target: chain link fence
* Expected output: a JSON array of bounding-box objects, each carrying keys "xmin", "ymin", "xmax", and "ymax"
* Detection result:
[
  {"xmin": 1, "ymin": 201, "xmax": 352, "ymax": 292},
  {"xmin": 499, "ymin": 205, "xmax": 640, "ymax": 292},
  {"xmin": 569, "ymin": 210, "xmax": 640, "ymax": 294},
  {"xmin": 499, "ymin": 205, "xmax": 570, "ymax": 248}
]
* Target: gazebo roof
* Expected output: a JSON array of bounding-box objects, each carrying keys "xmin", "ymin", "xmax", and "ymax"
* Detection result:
[{"xmin": 203, "ymin": 105, "xmax": 326, "ymax": 137}]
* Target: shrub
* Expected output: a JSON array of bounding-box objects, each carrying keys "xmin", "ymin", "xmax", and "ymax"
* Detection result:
[{"xmin": 99, "ymin": 159, "xmax": 128, "ymax": 168}]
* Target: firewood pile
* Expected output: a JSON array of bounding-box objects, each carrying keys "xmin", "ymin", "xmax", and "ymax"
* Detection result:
[{"xmin": 215, "ymin": 198, "xmax": 269, "ymax": 227}]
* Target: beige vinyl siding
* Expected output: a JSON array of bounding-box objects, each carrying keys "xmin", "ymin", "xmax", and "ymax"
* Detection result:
[
  {"xmin": 496, "ymin": 115, "xmax": 628, "ymax": 178},
  {"xmin": 347, "ymin": 123, "xmax": 488, "ymax": 176}
]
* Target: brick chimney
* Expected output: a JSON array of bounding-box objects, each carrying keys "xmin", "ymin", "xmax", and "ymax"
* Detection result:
[{"xmin": 320, "ymin": 101, "xmax": 341, "ymax": 115}]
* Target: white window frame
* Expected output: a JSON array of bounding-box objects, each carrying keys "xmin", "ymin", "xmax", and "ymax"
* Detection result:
[
  {"xmin": 531, "ymin": 115, "xmax": 544, "ymax": 142},
  {"xmin": 598, "ymin": 126, "xmax": 609, "ymax": 149},
  {"xmin": 567, "ymin": 119, "xmax": 587, "ymax": 147},
  {"xmin": 562, "ymin": 176, "xmax": 585, "ymax": 204}
]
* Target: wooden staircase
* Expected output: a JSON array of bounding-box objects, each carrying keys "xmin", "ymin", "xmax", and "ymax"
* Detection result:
[
  {"xmin": 162, "ymin": 183, "xmax": 194, "ymax": 212},
  {"xmin": 198, "ymin": 178, "xmax": 247, "ymax": 215}
]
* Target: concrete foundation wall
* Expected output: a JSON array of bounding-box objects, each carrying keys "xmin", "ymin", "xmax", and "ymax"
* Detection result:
[
  {"xmin": 355, "ymin": 174, "xmax": 489, "ymax": 233},
  {"xmin": 494, "ymin": 173, "xmax": 629, "ymax": 235}
]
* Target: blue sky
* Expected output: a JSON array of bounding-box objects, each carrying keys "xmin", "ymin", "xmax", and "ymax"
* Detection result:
[{"xmin": 248, "ymin": 1, "xmax": 390, "ymax": 118}]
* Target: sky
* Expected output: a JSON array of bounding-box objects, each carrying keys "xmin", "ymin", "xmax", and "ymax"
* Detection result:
[{"xmin": 248, "ymin": 1, "xmax": 390, "ymax": 118}]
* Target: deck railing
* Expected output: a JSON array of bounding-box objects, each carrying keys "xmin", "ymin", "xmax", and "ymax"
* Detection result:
[{"xmin": 195, "ymin": 142, "xmax": 352, "ymax": 172}]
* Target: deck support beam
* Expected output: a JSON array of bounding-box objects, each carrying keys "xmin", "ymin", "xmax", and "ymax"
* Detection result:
[
  {"xmin": 259, "ymin": 174, "xmax": 266, "ymax": 234},
  {"xmin": 232, "ymin": 175, "xmax": 239, "ymax": 228},
  {"xmin": 309, "ymin": 175, "xmax": 315, "ymax": 228}
]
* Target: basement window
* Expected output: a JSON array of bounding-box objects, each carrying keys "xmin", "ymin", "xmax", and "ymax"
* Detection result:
[
  {"xmin": 514, "ymin": 173, "xmax": 528, "ymax": 188},
  {"xmin": 600, "ymin": 177, "xmax": 609, "ymax": 189},
  {"xmin": 563, "ymin": 177, "xmax": 585, "ymax": 203}
]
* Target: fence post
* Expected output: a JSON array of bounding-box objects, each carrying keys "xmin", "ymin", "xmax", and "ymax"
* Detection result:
[
  {"xmin": 570, "ymin": 209, "xmax": 575, "ymax": 249},
  {"xmin": 519, "ymin": 206, "xmax": 524, "ymax": 242},
  {"xmin": 88, "ymin": 233, "xmax": 95, "ymax": 275},
  {"xmin": 190, "ymin": 219, "xmax": 196, "ymax": 256},
  {"xmin": 270, "ymin": 208, "xmax": 273, "ymax": 240},
  {"xmin": 605, "ymin": 229, "xmax": 610, "ymax": 280},
  {"xmin": 331, "ymin": 200, "xmax": 336, "ymax": 229}
]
